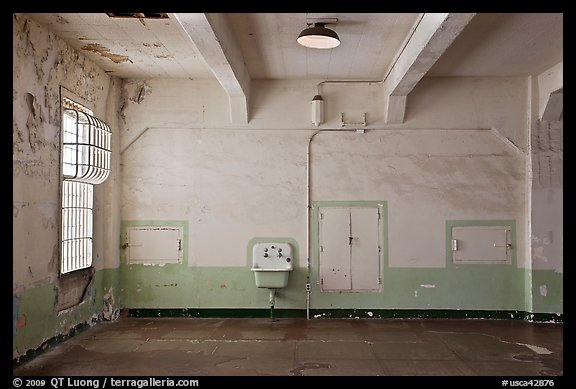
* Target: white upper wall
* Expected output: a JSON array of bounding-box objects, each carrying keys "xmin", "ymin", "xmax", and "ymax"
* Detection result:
[
  {"xmin": 14, "ymin": 11, "xmax": 546, "ymax": 289},
  {"xmin": 120, "ymin": 77, "xmax": 528, "ymax": 140},
  {"xmin": 119, "ymin": 77, "xmax": 530, "ymax": 268}
]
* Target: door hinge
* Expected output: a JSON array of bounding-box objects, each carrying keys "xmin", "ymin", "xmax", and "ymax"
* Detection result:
[
  {"xmin": 378, "ymin": 277, "xmax": 382, "ymax": 284},
  {"xmin": 178, "ymin": 239, "xmax": 182, "ymax": 251},
  {"xmin": 320, "ymin": 212, "xmax": 324, "ymax": 220},
  {"xmin": 378, "ymin": 245, "xmax": 381, "ymax": 253},
  {"xmin": 320, "ymin": 278, "xmax": 324, "ymax": 285},
  {"xmin": 320, "ymin": 245, "xmax": 324, "ymax": 252}
]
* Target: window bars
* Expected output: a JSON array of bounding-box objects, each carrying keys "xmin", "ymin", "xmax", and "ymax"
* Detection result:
[
  {"xmin": 62, "ymin": 108, "xmax": 111, "ymax": 184},
  {"xmin": 61, "ymin": 181, "xmax": 93, "ymax": 274},
  {"xmin": 60, "ymin": 98, "xmax": 111, "ymax": 275}
]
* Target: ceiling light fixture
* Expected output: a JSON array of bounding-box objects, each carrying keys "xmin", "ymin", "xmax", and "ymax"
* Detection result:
[{"xmin": 297, "ymin": 22, "xmax": 340, "ymax": 49}]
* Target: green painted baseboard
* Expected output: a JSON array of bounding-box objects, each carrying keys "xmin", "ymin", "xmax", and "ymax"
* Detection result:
[
  {"xmin": 13, "ymin": 320, "xmax": 96, "ymax": 369},
  {"xmin": 128, "ymin": 308, "xmax": 307, "ymax": 318}
]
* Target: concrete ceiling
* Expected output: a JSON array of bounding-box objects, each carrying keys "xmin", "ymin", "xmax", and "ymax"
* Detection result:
[
  {"xmin": 226, "ymin": 13, "xmax": 421, "ymax": 80},
  {"xmin": 26, "ymin": 12, "xmax": 563, "ymax": 81},
  {"xmin": 25, "ymin": 12, "xmax": 563, "ymax": 124},
  {"xmin": 428, "ymin": 13, "xmax": 564, "ymax": 77}
]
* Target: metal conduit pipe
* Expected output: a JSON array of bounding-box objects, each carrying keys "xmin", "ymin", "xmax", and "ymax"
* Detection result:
[
  {"xmin": 304, "ymin": 13, "xmax": 426, "ymax": 317},
  {"xmin": 305, "ymin": 127, "xmax": 495, "ymax": 319},
  {"xmin": 306, "ymin": 128, "xmax": 358, "ymax": 320}
]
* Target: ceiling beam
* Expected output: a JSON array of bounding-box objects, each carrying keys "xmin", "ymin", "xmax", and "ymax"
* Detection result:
[
  {"xmin": 538, "ymin": 61, "xmax": 563, "ymax": 121},
  {"xmin": 383, "ymin": 13, "xmax": 476, "ymax": 124},
  {"xmin": 173, "ymin": 13, "xmax": 251, "ymax": 125}
]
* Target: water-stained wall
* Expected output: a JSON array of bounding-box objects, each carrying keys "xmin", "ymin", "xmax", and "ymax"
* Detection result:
[
  {"xmin": 118, "ymin": 76, "xmax": 534, "ymax": 313},
  {"xmin": 13, "ymin": 13, "xmax": 122, "ymax": 361},
  {"xmin": 530, "ymin": 118, "xmax": 563, "ymax": 314},
  {"xmin": 13, "ymin": 11, "xmax": 562, "ymax": 364}
]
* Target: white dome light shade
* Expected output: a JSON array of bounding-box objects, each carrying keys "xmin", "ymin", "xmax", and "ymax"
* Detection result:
[{"xmin": 297, "ymin": 23, "xmax": 340, "ymax": 49}]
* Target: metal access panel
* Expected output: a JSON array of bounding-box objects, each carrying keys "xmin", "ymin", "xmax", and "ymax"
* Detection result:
[
  {"xmin": 319, "ymin": 207, "xmax": 381, "ymax": 291},
  {"xmin": 350, "ymin": 207, "xmax": 381, "ymax": 290},
  {"xmin": 452, "ymin": 226, "xmax": 511, "ymax": 264},
  {"xmin": 127, "ymin": 226, "xmax": 183, "ymax": 264},
  {"xmin": 319, "ymin": 208, "xmax": 351, "ymax": 291}
]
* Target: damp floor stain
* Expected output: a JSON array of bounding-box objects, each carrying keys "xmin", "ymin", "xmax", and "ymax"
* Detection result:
[{"xmin": 13, "ymin": 318, "xmax": 563, "ymax": 376}]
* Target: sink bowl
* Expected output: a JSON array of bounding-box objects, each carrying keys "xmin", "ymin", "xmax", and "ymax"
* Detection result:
[{"xmin": 251, "ymin": 268, "xmax": 291, "ymax": 288}]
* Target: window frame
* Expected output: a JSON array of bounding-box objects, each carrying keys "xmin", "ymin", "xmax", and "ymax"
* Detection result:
[{"xmin": 59, "ymin": 90, "xmax": 111, "ymax": 276}]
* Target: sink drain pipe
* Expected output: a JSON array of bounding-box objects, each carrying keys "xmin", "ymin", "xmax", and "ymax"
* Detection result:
[{"xmin": 269, "ymin": 289, "xmax": 276, "ymax": 322}]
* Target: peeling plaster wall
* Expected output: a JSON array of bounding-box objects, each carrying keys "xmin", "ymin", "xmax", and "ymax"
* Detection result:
[
  {"xmin": 13, "ymin": 13, "xmax": 121, "ymax": 359},
  {"xmin": 13, "ymin": 11, "xmax": 559, "ymax": 363},
  {"xmin": 531, "ymin": 119, "xmax": 563, "ymax": 271},
  {"xmin": 530, "ymin": 118, "xmax": 563, "ymax": 314},
  {"xmin": 120, "ymin": 77, "xmax": 530, "ymax": 312}
]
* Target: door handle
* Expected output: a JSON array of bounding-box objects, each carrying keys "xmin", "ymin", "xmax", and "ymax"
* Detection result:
[
  {"xmin": 349, "ymin": 237, "xmax": 357, "ymax": 245},
  {"xmin": 494, "ymin": 243, "xmax": 512, "ymax": 249}
]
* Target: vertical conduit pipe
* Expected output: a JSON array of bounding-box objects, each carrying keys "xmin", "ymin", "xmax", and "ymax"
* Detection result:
[{"xmin": 306, "ymin": 128, "xmax": 357, "ymax": 320}]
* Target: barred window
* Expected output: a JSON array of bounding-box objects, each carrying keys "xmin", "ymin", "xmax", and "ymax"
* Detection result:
[
  {"xmin": 62, "ymin": 103, "xmax": 111, "ymax": 184},
  {"xmin": 61, "ymin": 181, "xmax": 93, "ymax": 274},
  {"xmin": 60, "ymin": 97, "xmax": 111, "ymax": 275}
]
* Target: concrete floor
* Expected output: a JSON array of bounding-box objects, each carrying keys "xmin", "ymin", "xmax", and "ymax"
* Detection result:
[{"xmin": 13, "ymin": 318, "xmax": 563, "ymax": 376}]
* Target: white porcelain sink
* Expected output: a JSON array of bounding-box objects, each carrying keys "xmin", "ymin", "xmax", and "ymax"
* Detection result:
[
  {"xmin": 251, "ymin": 243, "xmax": 293, "ymax": 288},
  {"xmin": 251, "ymin": 268, "xmax": 291, "ymax": 288}
]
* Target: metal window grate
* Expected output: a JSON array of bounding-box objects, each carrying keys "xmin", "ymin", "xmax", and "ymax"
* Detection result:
[
  {"xmin": 60, "ymin": 97, "xmax": 110, "ymax": 275},
  {"xmin": 61, "ymin": 181, "xmax": 93, "ymax": 274},
  {"xmin": 62, "ymin": 108, "xmax": 111, "ymax": 185}
]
